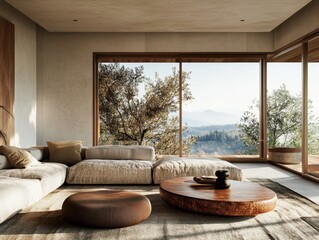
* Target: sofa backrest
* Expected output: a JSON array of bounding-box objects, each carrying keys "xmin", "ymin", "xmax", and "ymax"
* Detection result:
[{"xmin": 85, "ymin": 145, "xmax": 155, "ymax": 161}]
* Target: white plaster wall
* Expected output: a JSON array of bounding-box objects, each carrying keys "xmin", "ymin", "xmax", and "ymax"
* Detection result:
[
  {"xmin": 0, "ymin": 0, "xmax": 37, "ymax": 147},
  {"xmin": 36, "ymin": 30, "xmax": 273, "ymax": 146},
  {"xmin": 273, "ymin": 0, "xmax": 319, "ymax": 50}
]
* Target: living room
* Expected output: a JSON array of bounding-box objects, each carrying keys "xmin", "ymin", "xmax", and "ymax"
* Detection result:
[{"xmin": 1, "ymin": 0, "xmax": 319, "ymax": 239}]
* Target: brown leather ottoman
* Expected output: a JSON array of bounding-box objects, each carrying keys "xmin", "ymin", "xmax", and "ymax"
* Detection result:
[{"xmin": 62, "ymin": 190, "xmax": 152, "ymax": 228}]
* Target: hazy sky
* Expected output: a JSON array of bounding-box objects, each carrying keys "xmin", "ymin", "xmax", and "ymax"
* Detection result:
[{"xmin": 115, "ymin": 62, "xmax": 319, "ymax": 118}]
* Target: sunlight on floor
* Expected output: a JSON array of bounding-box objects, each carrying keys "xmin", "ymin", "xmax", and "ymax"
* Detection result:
[{"xmin": 234, "ymin": 163, "xmax": 319, "ymax": 205}]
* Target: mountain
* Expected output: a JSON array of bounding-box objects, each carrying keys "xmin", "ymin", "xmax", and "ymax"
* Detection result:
[{"xmin": 183, "ymin": 109, "xmax": 240, "ymax": 127}]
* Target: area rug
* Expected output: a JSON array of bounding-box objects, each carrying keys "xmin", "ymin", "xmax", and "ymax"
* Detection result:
[{"xmin": 0, "ymin": 179, "xmax": 318, "ymax": 240}]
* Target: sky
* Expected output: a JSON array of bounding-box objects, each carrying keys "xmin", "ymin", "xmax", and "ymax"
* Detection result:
[{"xmin": 105, "ymin": 62, "xmax": 319, "ymax": 121}]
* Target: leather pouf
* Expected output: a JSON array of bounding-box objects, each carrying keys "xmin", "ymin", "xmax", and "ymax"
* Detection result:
[{"xmin": 62, "ymin": 190, "xmax": 152, "ymax": 228}]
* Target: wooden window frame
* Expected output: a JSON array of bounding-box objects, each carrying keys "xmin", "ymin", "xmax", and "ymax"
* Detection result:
[
  {"xmin": 267, "ymin": 30, "xmax": 319, "ymax": 182},
  {"xmin": 93, "ymin": 53, "xmax": 267, "ymax": 162}
]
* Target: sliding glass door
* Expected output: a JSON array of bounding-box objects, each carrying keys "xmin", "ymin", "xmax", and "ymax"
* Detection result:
[
  {"xmin": 182, "ymin": 62, "xmax": 260, "ymax": 158},
  {"xmin": 267, "ymin": 46, "xmax": 303, "ymax": 170}
]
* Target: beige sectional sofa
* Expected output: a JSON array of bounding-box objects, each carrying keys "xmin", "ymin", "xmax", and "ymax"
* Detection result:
[
  {"xmin": 0, "ymin": 153, "xmax": 67, "ymax": 224},
  {"xmin": 67, "ymin": 145, "xmax": 155, "ymax": 184},
  {"xmin": 0, "ymin": 162, "xmax": 67, "ymax": 196},
  {"xmin": 0, "ymin": 176, "xmax": 42, "ymax": 224},
  {"xmin": 0, "ymin": 145, "xmax": 243, "ymax": 224}
]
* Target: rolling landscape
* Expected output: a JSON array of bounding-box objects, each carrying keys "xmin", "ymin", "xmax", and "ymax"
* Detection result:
[{"xmin": 183, "ymin": 110, "xmax": 246, "ymax": 155}]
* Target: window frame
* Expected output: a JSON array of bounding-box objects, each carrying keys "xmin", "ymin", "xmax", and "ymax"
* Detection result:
[{"xmin": 93, "ymin": 52, "xmax": 267, "ymax": 161}]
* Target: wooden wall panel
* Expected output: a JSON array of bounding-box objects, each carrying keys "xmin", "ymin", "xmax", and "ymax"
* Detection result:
[{"xmin": 0, "ymin": 17, "xmax": 14, "ymax": 146}]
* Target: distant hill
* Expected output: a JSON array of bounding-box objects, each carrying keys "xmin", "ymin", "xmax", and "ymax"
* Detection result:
[
  {"xmin": 183, "ymin": 109, "xmax": 240, "ymax": 127},
  {"xmin": 183, "ymin": 124, "xmax": 246, "ymax": 155},
  {"xmin": 184, "ymin": 124, "xmax": 238, "ymax": 138}
]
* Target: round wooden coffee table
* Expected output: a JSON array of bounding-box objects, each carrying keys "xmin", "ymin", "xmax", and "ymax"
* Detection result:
[{"xmin": 160, "ymin": 177, "xmax": 277, "ymax": 216}]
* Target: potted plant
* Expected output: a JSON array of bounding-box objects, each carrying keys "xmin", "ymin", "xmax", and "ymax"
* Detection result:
[
  {"xmin": 266, "ymin": 115, "xmax": 302, "ymax": 165},
  {"xmin": 0, "ymin": 105, "xmax": 14, "ymax": 146},
  {"xmin": 268, "ymin": 147, "xmax": 301, "ymax": 164}
]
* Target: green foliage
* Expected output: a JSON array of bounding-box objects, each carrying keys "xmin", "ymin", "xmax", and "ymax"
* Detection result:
[
  {"xmin": 98, "ymin": 63, "xmax": 195, "ymax": 155},
  {"xmin": 237, "ymin": 84, "xmax": 319, "ymax": 154},
  {"xmin": 237, "ymin": 102, "xmax": 261, "ymax": 154},
  {"xmin": 192, "ymin": 129, "xmax": 246, "ymax": 155}
]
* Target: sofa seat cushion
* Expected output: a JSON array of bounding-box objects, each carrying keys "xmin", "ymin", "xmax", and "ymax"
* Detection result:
[
  {"xmin": 152, "ymin": 157, "xmax": 243, "ymax": 184},
  {"xmin": 0, "ymin": 176, "xmax": 42, "ymax": 224},
  {"xmin": 66, "ymin": 160, "xmax": 153, "ymax": 184},
  {"xmin": 0, "ymin": 163, "xmax": 67, "ymax": 196},
  {"xmin": 86, "ymin": 145, "xmax": 155, "ymax": 161}
]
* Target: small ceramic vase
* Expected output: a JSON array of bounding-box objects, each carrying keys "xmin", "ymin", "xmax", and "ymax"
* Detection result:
[{"xmin": 215, "ymin": 170, "xmax": 231, "ymax": 189}]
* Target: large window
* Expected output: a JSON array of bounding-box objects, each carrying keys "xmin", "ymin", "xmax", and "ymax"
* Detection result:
[
  {"xmin": 267, "ymin": 46, "xmax": 303, "ymax": 171},
  {"xmin": 94, "ymin": 54, "xmax": 266, "ymax": 160},
  {"xmin": 182, "ymin": 62, "xmax": 260, "ymax": 158},
  {"xmin": 268, "ymin": 46, "xmax": 303, "ymax": 146},
  {"xmin": 97, "ymin": 61, "xmax": 180, "ymax": 155},
  {"xmin": 266, "ymin": 36, "xmax": 319, "ymax": 182}
]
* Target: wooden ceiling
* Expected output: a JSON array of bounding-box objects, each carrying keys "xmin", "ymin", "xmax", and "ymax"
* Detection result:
[
  {"xmin": 308, "ymin": 36, "xmax": 319, "ymax": 62},
  {"xmin": 268, "ymin": 36, "xmax": 319, "ymax": 62}
]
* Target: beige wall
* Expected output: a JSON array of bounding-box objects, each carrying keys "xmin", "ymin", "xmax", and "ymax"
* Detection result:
[
  {"xmin": 36, "ymin": 30, "xmax": 273, "ymax": 146},
  {"xmin": 0, "ymin": 0, "xmax": 37, "ymax": 147},
  {"xmin": 273, "ymin": 0, "xmax": 319, "ymax": 50}
]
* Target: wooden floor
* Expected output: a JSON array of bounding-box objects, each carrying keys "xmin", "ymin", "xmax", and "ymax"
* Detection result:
[
  {"xmin": 186, "ymin": 153, "xmax": 319, "ymax": 179},
  {"xmin": 275, "ymin": 155, "xmax": 319, "ymax": 178},
  {"xmin": 234, "ymin": 162, "xmax": 319, "ymax": 205}
]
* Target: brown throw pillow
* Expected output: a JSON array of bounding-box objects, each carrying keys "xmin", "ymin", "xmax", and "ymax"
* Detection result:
[
  {"xmin": 0, "ymin": 145, "xmax": 41, "ymax": 168},
  {"xmin": 47, "ymin": 141, "xmax": 83, "ymax": 166}
]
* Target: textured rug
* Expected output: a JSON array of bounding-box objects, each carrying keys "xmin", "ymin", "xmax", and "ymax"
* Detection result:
[{"xmin": 0, "ymin": 179, "xmax": 319, "ymax": 240}]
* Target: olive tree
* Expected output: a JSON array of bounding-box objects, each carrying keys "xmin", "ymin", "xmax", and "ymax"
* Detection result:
[
  {"xmin": 237, "ymin": 84, "xmax": 319, "ymax": 154},
  {"xmin": 98, "ymin": 63, "xmax": 195, "ymax": 155}
]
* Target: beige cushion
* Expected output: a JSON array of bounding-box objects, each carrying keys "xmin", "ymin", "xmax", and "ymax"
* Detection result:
[
  {"xmin": 86, "ymin": 145, "xmax": 155, "ymax": 161},
  {"xmin": 0, "ymin": 155, "xmax": 12, "ymax": 169},
  {"xmin": 0, "ymin": 176, "xmax": 42, "ymax": 224},
  {"xmin": 0, "ymin": 163, "xmax": 67, "ymax": 196},
  {"xmin": 47, "ymin": 141, "xmax": 83, "ymax": 166},
  {"xmin": 66, "ymin": 159, "xmax": 153, "ymax": 184},
  {"xmin": 0, "ymin": 146, "xmax": 41, "ymax": 168},
  {"xmin": 152, "ymin": 157, "xmax": 243, "ymax": 184}
]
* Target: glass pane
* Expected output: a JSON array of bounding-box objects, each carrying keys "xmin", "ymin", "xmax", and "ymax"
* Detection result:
[
  {"xmin": 308, "ymin": 37, "xmax": 319, "ymax": 178},
  {"xmin": 98, "ymin": 62, "xmax": 179, "ymax": 155},
  {"xmin": 267, "ymin": 45, "xmax": 302, "ymax": 170},
  {"xmin": 182, "ymin": 62, "xmax": 260, "ymax": 158}
]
